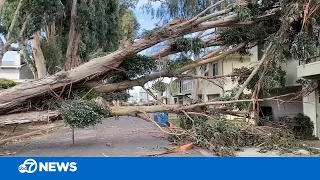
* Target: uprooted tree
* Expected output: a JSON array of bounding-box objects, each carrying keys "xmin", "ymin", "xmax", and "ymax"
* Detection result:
[{"xmin": 1, "ymin": 0, "xmax": 320, "ymax": 155}]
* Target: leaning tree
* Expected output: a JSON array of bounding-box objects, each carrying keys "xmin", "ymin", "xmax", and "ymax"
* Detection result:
[{"xmin": 0, "ymin": 0, "xmax": 319, "ymax": 146}]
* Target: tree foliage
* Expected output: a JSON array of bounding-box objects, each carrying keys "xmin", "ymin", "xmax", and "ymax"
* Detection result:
[
  {"xmin": 152, "ymin": 81, "xmax": 167, "ymax": 93},
  {"xmin": 119, "ymin": 8, "xmax": 140, "ymax": 41},
  {"xmin": 40, "ymin": 39, "xmax": 64, "ymax": 74},
  {"xmin": 171, "ymin": 37, "xmax": 204, "ymax": 55},
  {"xmin": 232, "ymin": 63, "xmax": 286, "ymax": 97}
]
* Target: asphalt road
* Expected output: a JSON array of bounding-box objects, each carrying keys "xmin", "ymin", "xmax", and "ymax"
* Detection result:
[
  {"xmin": 0, "ymin": 116, "xmax": 306, "ymax": 157},
  {"xmin": 1, "ymin": 116, "xmax": 206, "ymax": 157}
]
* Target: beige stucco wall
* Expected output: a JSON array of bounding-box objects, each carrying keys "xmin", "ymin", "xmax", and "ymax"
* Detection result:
[
  {"xmin": 198, "ymin": 60, "xmax": 223, "ymax": 100},
  {"xmin": 222, "ymin": 56, "xmax": 253, "ymax": 93}
]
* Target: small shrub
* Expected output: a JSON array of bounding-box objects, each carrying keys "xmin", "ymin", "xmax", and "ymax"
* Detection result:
[
  {"xmin": 60, "ymin": 99, "xmax": 111, "ymax": 129},
  {"xmin": 0, "ymin": 78, "xmax": 16, "ymax": 89},
  {"xmin": 293, "ymin": 113, "xmax": 315, "ymax": 140}
]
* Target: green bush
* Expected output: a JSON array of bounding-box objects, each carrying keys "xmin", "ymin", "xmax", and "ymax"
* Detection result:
[
  {"xmin": 293, "ymin": 113, "xmax": 315, "ymax": 140},
  {"xmin": 0, "ymin": 78, "xmax": 17, "ymax": 89},
  {"xmin": 60, "ymin": 99, "xmax": 111, "ymax": 129}
]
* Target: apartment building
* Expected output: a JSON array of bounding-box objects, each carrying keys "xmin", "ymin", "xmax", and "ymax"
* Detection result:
[{"xmin": 165, "ymin": 45, "xmax": 305, "ymax": 125}]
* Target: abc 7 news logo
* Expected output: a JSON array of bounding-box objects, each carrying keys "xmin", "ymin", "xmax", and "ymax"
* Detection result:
[{"xmin": 18, "ymin": 159, "xmax": 38, "ymax": 174}]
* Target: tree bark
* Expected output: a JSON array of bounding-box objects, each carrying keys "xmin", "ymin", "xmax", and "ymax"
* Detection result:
[
  {"xmin": 21, "ymin": 44, "xmax": 37, "ymax": 78},
  {"xmin": 65, "ymin": 0, "xmax": 81, "ymax": 70},
  {"xmin": 0, "ymin": 110, "xmax": 60, "ymax": 125},
  {"xmin": 6, "ymin": 0, "xmax": 23, "ymax": 41},
  {"xmin": 0, "ymin": 0, "xmax": 6, "ymax": 8},
  {"xmin": 0, "ymin": 39, "xmax": 5, "ymax": 64},
  {"xmin": 234, "ymin": 42, "xmax": 273, "ymax": 100},
  {"xmin": 31, "ymin": 31, "xmax": 47, "ymax": 78},
  {"xmin": 45, "ymin": 23, "xmax": 57, "ymax": 43}
]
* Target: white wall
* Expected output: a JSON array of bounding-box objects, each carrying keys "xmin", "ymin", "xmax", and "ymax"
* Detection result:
[
  {"xmin": 281, "ymin": 60, "xmax": 300, "ymax": 87},
  {"xmin": 260, "ymin": 96, "xmax": 303, "ymax": 119},
  {"xmin": 1, "ymin": 51, "xmax": 21, "ymax": 66},
  {"xmin": 0, "ymin": 68, "xmax": 20, "ymax": 80},
  {"xmin": 303, "ymin": 91, "xmax": 318, "ymax": 136}
]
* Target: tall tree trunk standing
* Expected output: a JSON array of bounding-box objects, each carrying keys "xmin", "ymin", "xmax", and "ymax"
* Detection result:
[
  {"xmin": 44, "ymin": 23, "xmax": 56, "ymax": 43},
  {"xmin": 6, "ymin": 0, "xmax": 23, "ymax": 41},
  {"xmin": 65, "ymin": 0, "xmax": 81, "ymax": 70},
  {"xmin": 21, "ymin": 39, "xmax": 37, "ymax": 79},
  {"xmin": 19, "ymin": 15, "xmax": 37, "ymax": 78},
  {"xmin": 0, "ymin": 40, "xmax": 5, "ymax": 64},
  {"xmin": 31, "ymin": 31, "xmax": 47, "ymax": 78},
  {"xmin": 0, "ymin": 0, "xmax": 22, "ymax": 62},
  {"xmin": 0, "ymin": 0, "xmax": 6, "ymax": 8}
]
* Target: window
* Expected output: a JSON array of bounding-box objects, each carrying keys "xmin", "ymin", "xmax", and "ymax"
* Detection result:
[
  {"xmin": 212, "ymin": 63, "xmax": 218, "ymax": 76},
  {"xmin": 207, "ymin": 94, "xmax": 220, "ymax": 101},
  {"xmin": 182, "ymin": 81, "xmax": 193, "ymax": 92},
  {"xmin": 177, "ymin": 80, "xmax": 182, "ymax": 93},
  {"xmin": 201, "ymin": 65, "xmax": 209, "ymax": 76}
]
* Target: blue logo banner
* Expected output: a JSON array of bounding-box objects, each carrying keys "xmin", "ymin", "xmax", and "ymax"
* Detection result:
[{"xmin": 0, "ymin": 157, "xmax": 319, "ymax": 180}]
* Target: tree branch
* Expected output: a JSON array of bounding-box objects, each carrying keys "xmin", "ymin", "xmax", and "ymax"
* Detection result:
[
  {"xmin": 6, "ymin": 0, "xmax": 23, "ymax": 41},
  {"xmin": 93, "ymin": 43, "xmax": 246, "ymax": 93},
  {"xmin": 234, "ymin": 42, "xmax": 273, "ymax": 100}
]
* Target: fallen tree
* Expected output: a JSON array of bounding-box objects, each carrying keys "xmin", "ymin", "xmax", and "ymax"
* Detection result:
[
  {"xmin": 0, "ymin": 1, "xmax": 320, "ymax": 156},
  {"xmin": 0, "ymin": 9, "xmax": 249, "ymax": 114}
]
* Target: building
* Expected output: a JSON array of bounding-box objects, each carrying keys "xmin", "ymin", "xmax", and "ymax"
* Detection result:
[
  {"xmin": 165, "ymin": 45, "xmax": 306, "ymax": 128},
  {"xmin": 0, "ymin": 51, "xmax": 34, "ymax": 82},
  {"xmin": 297, "ymin": 59, "xmax": 320, "ymax": 137},
  {"xmin": 128, "ymin": 87, "xmax": 159, "ymax": 103}
]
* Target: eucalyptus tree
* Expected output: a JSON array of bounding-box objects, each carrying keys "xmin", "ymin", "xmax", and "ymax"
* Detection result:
[{"xmin": 0, "ymin": 0, "xmax": 319, "ymax": 123}]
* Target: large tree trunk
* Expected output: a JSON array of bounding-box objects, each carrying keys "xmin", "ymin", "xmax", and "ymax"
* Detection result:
[
  {"xmin": 0, "ymin": 13, "xmax": 252, "ymax": 114},
  {"xmin": 0, "ymin": 0, "xmax": 5, "ymax": 8},
  {"xmin": 0, "ymin": 39, "xmax": 5, "ymax": 63},
  {"xmin": 21, "ymin": 44, "xmax": 37, "ymax": 79},
  {"xmin": 31, "ymin": 31, "xmax": 47, "ymax": 78},
  {"xmin": 45, "ymin": 23, "xmax": 57, "ymax": 43},
  {"xmin": 64, "ymin": 0, "xmax": 81, "ymax": 70},
  {"xmin": 94, "ymin": 43, "xmax": 245, "ymax": 93},
  {"xmin": 6, "ymin": 0, "xmax": 23, "ymax": 41}
]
